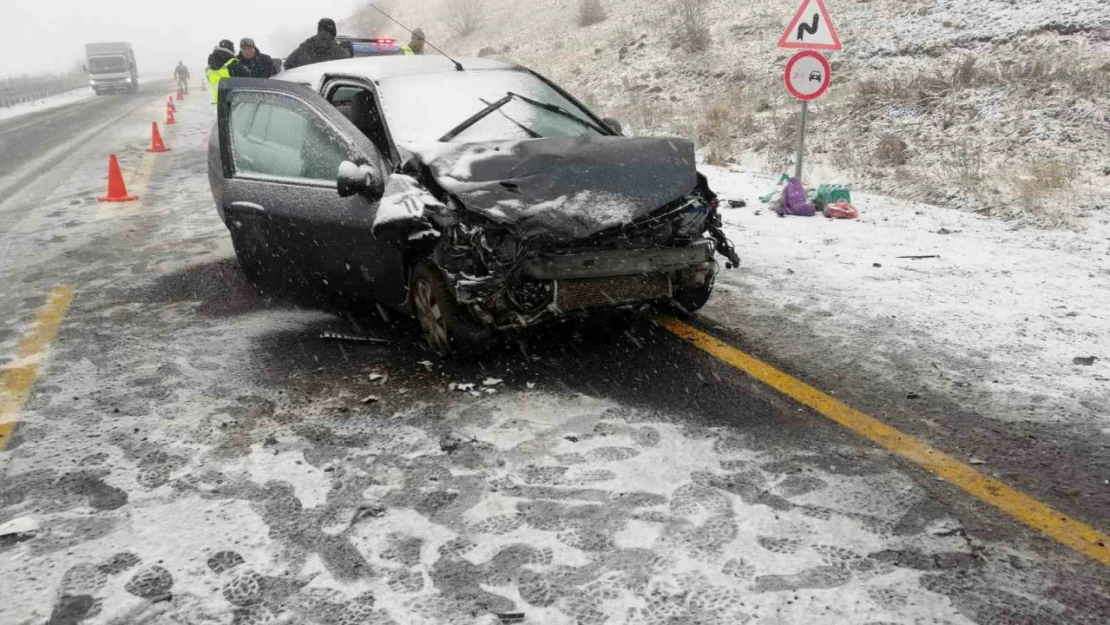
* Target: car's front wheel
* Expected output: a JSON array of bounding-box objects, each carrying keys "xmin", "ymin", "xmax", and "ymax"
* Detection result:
[{"xmin": 411, "ymin": 262, "xmax": 493, "ymax": 358}]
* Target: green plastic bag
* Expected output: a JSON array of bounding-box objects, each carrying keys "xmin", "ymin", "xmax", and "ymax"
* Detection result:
[{"xmin": 812, "ymin": 184, "xmax": 852, "ymax": 211}]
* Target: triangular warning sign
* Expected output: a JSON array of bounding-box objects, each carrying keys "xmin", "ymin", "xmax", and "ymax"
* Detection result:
[{"xmin": 778, "ymin": 0, "xmax": 842, "ymax": 51}]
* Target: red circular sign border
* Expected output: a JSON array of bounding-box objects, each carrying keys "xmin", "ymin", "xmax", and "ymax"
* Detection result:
[{"xmin": 784, "ymin": 51, "xmax": 832, "ymax": 102}]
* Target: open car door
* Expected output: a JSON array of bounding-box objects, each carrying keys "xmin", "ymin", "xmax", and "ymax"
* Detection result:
[{"xmin": 216, "ymin": 77, "xmax": 407, "ymax": 306}]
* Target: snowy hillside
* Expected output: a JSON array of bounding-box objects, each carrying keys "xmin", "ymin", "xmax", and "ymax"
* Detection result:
[{"xmin": 366, "ymin": 0, "xmax": 1110, "ymax": 227}]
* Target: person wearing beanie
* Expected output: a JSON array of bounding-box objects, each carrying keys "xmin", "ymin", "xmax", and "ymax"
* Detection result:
[
  {"xmin": 206, "ymin": 40, "xmax": 248, "ymax": 105},
  {"xmin": 237, "ymin": 37, "xmax": 277, "ymax": 79},
  {"xmin": 283, "ymin": 17, "xmax": 351, "ymax": 70}
]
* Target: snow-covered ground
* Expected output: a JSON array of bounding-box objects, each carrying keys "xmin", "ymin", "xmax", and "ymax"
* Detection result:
[
  {"xmin": 0, "ymin": 88, "xmax": 97, "ymax": 123},
  {"xmin": 381, "ymin": 0, "xmax": 1110, "ymax": 225},
  {"xmin": 701, "ymin": 163, "xmax": 1110, "ymax": 431}
]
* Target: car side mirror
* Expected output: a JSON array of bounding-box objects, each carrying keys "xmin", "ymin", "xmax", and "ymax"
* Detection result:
[
  {"xmin": 337, "ymin": 160, "xmax": 383, "ymax": 199},
  {"xmin": 603, "ymin": 117, "xmax": 623, "ymax": 135}
]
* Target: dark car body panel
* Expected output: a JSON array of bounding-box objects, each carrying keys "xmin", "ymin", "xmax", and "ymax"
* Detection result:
[
  {"xmin": 213, "ymin": 78, "xmax": 406, "ymax": 305},
  {"xmin": 408, "ymin": 136, "xmax": 697, "ymax": 241}
]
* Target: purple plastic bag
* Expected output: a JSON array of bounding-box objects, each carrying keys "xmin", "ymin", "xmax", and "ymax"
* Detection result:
[{"xmin": 777, "ymin": 177, "xmax": 815, "ymax": 217}]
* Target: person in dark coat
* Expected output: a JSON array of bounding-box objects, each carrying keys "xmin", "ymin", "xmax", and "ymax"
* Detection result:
[
  {"xmin": 283, "ymin": 18, "xmax": 351, "ymax": 70},
  {"xmin": 207, "ymin": 40, "xmax": 248, "ymax": 76},
  {"xmin": 206, "ymin": 40, "xmax": 249, "ymax": 104},
  {"xmin": 237, "ymin": 38, "xmax": 276, "ymax": 78}
]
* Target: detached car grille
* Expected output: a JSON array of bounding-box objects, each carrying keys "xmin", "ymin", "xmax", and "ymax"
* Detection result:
[{"xmin": 554, "ymin": 274, "xmax": 672, "ymax": 311}]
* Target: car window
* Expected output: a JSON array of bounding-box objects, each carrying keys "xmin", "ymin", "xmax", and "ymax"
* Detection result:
[
  {"xmin": 228, "ymin": 90, "xmax": 349, "ymax": 183},
  {"xmin": 451, "ymin": 100, "xmax": 598, "ymax": 143},
  {"xmin": 329, "ymin": 86, "xmax": 364, "ymax": 106},
  {"xmin": 89, "ymin": 56, "xmax": 127, "ymax": 73},
  {"xmin": 377, "ymin": 69, "xmax": 604, "ymax": 145}
]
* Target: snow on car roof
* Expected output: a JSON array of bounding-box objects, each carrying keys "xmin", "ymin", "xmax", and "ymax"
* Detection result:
[{"xmin": 276, "ymin": 56, "xmax": 519, "ymax": 89}]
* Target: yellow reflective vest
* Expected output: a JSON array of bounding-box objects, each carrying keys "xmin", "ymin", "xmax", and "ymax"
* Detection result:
[
  {"xmin": 400, "ymin": 45, "xmax": 418, "ymax": 56},
  {"xmin": 206, "ymin": 58, "xmax": 240, "ymax": 105}
]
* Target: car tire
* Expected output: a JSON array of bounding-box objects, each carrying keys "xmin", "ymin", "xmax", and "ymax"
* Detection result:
[
  {"xmin": 672, "ymin": 285, "xmax": 713, "ymax": 314},
  {"xmin": 411, "ymin": 261, "xmax": 493, "ymax": 358}
]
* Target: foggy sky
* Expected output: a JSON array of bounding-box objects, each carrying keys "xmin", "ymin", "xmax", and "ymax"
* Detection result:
[{"xmin": 1, "ymin": 0, "xmax": 366, "ymax": 78}]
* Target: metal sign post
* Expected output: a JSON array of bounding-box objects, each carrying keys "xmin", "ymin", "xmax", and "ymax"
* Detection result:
[
  {"xmin": 795, "ymin": 100, "xmax": 809, "ymax": 181},
  {"xmin": 783, "ymin": 51, "xmax": 831, "ymax": 181}
]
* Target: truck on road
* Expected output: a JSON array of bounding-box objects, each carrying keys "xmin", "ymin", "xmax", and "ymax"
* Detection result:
[{"xmin": 85, "ymin": 42, "xmax": 139, "ymax": 94}]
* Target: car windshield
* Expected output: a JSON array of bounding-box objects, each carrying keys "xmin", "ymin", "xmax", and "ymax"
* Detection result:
[
  {"xmin": 89, "ymin": 56, "xmax": 127, "ymax": 73},
  {"xmin": 376, "ymin": 68, "xmax": 605, "ymax": 145}
]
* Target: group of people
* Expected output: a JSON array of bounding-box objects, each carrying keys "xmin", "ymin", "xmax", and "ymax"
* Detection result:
[
  {"xmin": 186, "ymin": 17, "xmax": 428, "ymax": 105},
  {"xmin": 201, "ymin": 38, "xmax": 278, "ymax": 103}
]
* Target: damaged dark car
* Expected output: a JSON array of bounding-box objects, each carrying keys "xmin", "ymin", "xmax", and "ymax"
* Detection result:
[{"xmin": 208, "ymin": 56, "xmax": 738, "ymax": 356}]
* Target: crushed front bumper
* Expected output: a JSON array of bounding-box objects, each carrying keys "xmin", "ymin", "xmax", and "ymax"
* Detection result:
[{"xmin": 454, "ymin": 240, "xmax": 717, "ymax": 328}]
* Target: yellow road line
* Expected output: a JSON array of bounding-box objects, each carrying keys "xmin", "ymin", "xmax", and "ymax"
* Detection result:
[
  {"xmin": 659, "ymin": 316, "xmax": 1110, "ymax": 566},
  {"xmin": 0, "ymin": 286, "xmax": 76, "ymax": 451}
]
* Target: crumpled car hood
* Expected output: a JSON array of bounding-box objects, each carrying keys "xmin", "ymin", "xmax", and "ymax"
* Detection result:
[{"xmin": 407, "ymin": 136, "xmax": 698, "ymax": 241}]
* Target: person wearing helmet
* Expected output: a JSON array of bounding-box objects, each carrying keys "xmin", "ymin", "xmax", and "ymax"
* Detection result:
[
  {"xmin": 206, "ymin": 40, "xmax": 248, "ymax": 105},
  {"xmin": 284, "ymin": 18, "xmax": 351, "ymax": 70},
  {"xmin": 400, "ymin": 29, "xmax": 426, "ymax": 55}
]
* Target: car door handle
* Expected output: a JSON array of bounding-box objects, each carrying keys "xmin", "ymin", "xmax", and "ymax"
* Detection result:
[{"xmin": 230, "ymin": 201, "xmax": 266, "ymax": 213}]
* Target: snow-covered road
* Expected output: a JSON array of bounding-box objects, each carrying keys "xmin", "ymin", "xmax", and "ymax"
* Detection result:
[{"xmin": 0, "ymin": 91, "xmax": 1107, "ymax": 625}]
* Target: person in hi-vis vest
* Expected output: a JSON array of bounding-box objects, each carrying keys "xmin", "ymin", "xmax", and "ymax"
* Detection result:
[
  {"xmin": 206, "ymin": 40, "xmax": 248, "ymax": 105},
  {"xmin": 401, "ymin": 29, "xmax": 426, "ymax": 55}
]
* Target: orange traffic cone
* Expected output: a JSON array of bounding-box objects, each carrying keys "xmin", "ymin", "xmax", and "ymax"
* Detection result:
[
  {"xmin": 165, "ymin": 108, "xmax": 176, "ymax": 126},
  {"xmin": 167, "ymin": 96, "xmax": 176, "ymax": 113},
  {"xmin": 176, "ymin": 86, "xmax": 184, "ymax": 101},
  {"xmin": 146, "ymin": 122, "xmax": 171, "ymax": 153},
  {"xmin": 97, "ymin": 155, "xmax": 138, "ymax": 203}
]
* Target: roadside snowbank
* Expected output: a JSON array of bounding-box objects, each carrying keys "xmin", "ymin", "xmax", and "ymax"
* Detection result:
[
  {"xmin": 0, "ymin": 88, "xmax": 97, "ymax": 123},
  {"xmin": 700, "ymin": 164, "xmax": 1110, "ymax": 431}
]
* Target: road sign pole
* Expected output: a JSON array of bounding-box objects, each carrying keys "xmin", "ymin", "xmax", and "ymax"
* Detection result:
[{"xmin": 794, "ymin": 100, "xmax": 808, "ymax": 181}]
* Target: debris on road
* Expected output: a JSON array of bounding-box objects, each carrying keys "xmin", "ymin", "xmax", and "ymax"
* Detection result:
[
  {"xmin": 351, "ymin": 503, "xmax": 387, "ymax": 526},
  {"xmin": 897, "ymin": 255, "xmax": 940, "ymax": 260},
  {"xmin": 482, "ymin": 377, "xmax": 503, "ymax": 387},
  {"xmin": 320, "ymin": 332, "xmax": 389, "ymax": 344},
  {"xmin": 419, "ymin": 360, "xmax": 434, "ymax": 371},
  {"xmin": 360, "ymin": 395, "xmax": 380, "ymax": 404},
  {"xmin": 1073, "ymin": 356, "xmax": 1098, "ymax": 366},
  {"xmin": 726, "ymin": 198, "xmax": 747, "ymax": 208}
]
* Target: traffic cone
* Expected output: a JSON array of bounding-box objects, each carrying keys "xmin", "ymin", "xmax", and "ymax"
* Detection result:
[
  {"xmin": 97, "ymin": 155, "xmax": 138, "ymax": 203},
  {"xmin": 165, "ymin": 107, "xmax": 176, "ymax": 126},
  {"xmin": 176, "ymin": 85, "xmax": 184, "ymax": 101},
  {"xmin": 146, "ymin": 122, "xmax": 171, "ymax": 153},
  {"xmin": 167, "ymin": 96, "xmax": 176, "ymax": 113}
]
